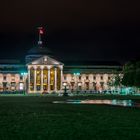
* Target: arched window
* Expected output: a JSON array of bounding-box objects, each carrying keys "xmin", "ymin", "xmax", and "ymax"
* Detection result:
[
  {"xmin": 93, "ymin": 82, "xmax": 97, "ymax": 90},
  {"xmin": 85, "ymin": 82, "xmax": 89, "ymax": 90},
  {"xmin": 71, "ymin": 81, "xmax": 75, "ymax": 91},
  {"xmin": 100, "ymin": 82, "xmax": 104, "ymax": 90}
]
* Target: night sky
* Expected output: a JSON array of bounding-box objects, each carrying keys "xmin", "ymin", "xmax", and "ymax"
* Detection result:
[{"xmin": 0, "ymin": 0, "xmax": 140, "ymax": 63}]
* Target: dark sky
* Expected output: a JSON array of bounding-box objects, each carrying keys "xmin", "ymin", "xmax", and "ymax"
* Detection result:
[{"xmin": 0, "ymin": 0, "xmax": 140, "ymax": 63}]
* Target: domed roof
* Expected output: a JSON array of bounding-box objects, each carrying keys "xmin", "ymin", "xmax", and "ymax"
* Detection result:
[{"xmin": 27, "ymin": 46, "xmax": 53, "ymax": 56}]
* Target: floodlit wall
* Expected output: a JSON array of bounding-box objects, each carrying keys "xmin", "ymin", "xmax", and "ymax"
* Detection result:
[
  {"xmin": 0, "ymin": 73, "xmax": 26, "ymax": 91},
  {"xmin": 63, "ymin": 73, "xmax": 115, "ymax": 91}
]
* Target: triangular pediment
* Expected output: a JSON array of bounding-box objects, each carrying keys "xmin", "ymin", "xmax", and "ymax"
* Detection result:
[{"xmin": 27, "ymin": 55, "xmax": 63, "ymax": 66}]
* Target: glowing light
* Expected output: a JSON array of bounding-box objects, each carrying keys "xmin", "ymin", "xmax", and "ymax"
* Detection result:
[
  {"xmin": 63, "ymin": 82, "xmax": 67, "ymax": 86},
  {"xmin": 39, "ymin": 29, "xmax": 43, "ymax": 34},
  {"xmin": 74, "ymin": 72, "xmax": 80, "ymax": 76},
  {"xmin": 44, "ymin": 58, "xmax": 47, "ymax": 61},
  {"xmin": 38, "ymin": 27, "xmax": 44, "ymax": 34},
  {"xmin": 19, "ymin": 83, "xmax": 24, "ymax": 90},
  {"xmin": 21, "ymin": 72, "xmax": 27, "ymax": 76},
  {"xmin": 78, "ymin": 82, "xmax": 82, "ymax": 86}
]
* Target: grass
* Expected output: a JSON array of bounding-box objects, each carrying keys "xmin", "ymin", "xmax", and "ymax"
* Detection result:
[{"xmin": 0, "ymin": 95, "xmax": 140, "ymax": 140}]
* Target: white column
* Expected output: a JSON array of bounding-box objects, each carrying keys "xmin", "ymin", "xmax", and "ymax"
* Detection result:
[
  {"xmin": 34, "ymin": 67, "xmax": 37, "ymax": 93},
  {"xmin": 54, "ymin": 68, "xmax": 57, "ymax": 92},
  {"xmin": 47, "ymin": 67, "xmax": 50, "ymax": 92},
  {"xmin": 41, "ymin": 66, "xmax": 44, "ymax": 92},
  {"xmin": 60, "ymin": 67, "xmax": 63, "ymax": 90},
  {"xmin": 23, "ymin": 75, "xmax": 26, "ymax": 92},
  {"xmin": 28, "ymin": 67, "xmax": 30, "ymax": 93}
]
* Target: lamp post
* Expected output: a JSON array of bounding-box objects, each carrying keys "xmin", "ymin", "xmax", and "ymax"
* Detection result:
[
  {"xmin": 21, "ymin": 72, "xmax": 27, "ymax": 95},
  {"xmin": 63, "ymin": 82, "xmax": 68, "ymax": 96},
  {"xmin": 78, "ymin": 82, "xmax": 82, "ymax": 90},
  {"xmin": 74, "ymin": 72, "xmax": 81, "ymax": 94}
]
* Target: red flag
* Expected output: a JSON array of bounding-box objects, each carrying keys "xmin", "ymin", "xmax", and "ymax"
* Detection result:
[{"xmin": 39, "ymin": 28, "xmax": 43, "ymax": 34}]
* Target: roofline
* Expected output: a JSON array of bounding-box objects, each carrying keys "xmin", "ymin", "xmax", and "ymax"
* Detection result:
[
  {"xmin": 0, "ymin": 64, "xmax": 25, "ymax": 67},
  {"xmin": 64, "ymin": 65, "xmax": 122, "ymax": 68}
]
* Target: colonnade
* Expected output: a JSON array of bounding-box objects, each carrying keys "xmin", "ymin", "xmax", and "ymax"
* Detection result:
[{"xmin": 28, "ymin": 65, "xmax": 63, "ymax": 93}]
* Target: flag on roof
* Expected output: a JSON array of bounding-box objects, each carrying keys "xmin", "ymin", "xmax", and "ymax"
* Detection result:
[{"xmin": 38, "ymin": 27, "xmax": 43, "ymax": 34}]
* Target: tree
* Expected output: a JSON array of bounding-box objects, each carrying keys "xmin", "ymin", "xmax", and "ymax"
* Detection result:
[
  {"xmin": 107, "ymin": 74, "xmax": 122, "ymax": 90},
  {"xmin": 121, "ymin": 61, "xmax": 136, "ymax": 87},
  {"xmin": 134, "ymin": 61, "xmax": 140, "ymax": 88}
]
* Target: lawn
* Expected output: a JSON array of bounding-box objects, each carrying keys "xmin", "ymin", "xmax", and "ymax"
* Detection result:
[{"xmin": 0, "ymin": 95, "xmax": 140, "ymax": 140}]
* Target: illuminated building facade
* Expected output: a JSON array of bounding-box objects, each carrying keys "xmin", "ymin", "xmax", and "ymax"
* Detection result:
[
  {"xmin": 0, "ymin": 30, "xmax": 122, "ymax": 93},
  {"xmin": 0, "ymin": 47, "xmax": 122, "ymax": 94}
]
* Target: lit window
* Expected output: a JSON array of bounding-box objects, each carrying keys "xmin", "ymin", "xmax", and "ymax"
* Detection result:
[
  {"xmin": 11, "ymin": 76, "xmax": 15, "ymax": 81},
  {"xmin": 72, "ymin": 76, "xmax": 74, "ymax": 80},
  {"xmin": 19, "ymin": 83, "xmax": 24, "ymax": 90}
]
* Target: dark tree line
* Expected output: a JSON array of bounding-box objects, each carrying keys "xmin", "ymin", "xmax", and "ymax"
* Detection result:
[{"xmin": 122, "ymin": 61, "xmax": 140, "ymax": 88}]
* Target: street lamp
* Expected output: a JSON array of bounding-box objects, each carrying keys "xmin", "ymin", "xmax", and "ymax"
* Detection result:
[
  {"xmin": 73, "ymin": 72, "xmax": 81, "ymax": 93},
  {"xmin": 76, "ymin": 82, "xmax": 82, "ymax": 94},
  {"xmin": 63, "ymin": 82, "xmax": 68, "ymax": 96},
  {"xmin": 78, "ymin": 82, "xmax": 82, "ymax": 89},
  {"xmin": 21, "ymin": 72, "xmax": 27, "ymax": 94}
]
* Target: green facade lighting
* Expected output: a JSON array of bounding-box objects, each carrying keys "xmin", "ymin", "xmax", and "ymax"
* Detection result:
[
  {"xmin": 21, "ymin": 72, "xmax": 27, "ymax": 76},
  {"xmin": 74, "ymin": 72, "xmax": 80, "ymax": 76}
]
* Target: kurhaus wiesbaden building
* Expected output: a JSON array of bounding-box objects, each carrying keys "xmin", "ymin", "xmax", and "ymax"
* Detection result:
[{"xmin": 0, "ymin": 33, "xmax": 122, "ymax": 94}]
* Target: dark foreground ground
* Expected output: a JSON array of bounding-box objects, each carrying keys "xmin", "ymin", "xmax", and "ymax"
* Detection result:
[{"xmin": 0, "ymin": 95, "xmax": 140, "ymax": 140}]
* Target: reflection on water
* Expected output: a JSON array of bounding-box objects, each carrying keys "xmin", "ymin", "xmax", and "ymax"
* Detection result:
[{"xmin": 53, "ymin": 99, "xmax": 140, "ymax": 107}]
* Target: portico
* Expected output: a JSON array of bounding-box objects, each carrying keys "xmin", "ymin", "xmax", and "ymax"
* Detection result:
[{"xmin": 27, "ymin": 56, "xmax": 63, "ymax": 93}]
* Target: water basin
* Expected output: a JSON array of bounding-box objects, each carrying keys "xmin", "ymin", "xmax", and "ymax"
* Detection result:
[{"xmin": 53, "ymin": 99, "xmax": 140, "ymax": 107}]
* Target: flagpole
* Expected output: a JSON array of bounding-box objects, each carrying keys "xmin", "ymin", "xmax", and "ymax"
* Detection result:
[{"xmin": 38, "ymin": 27, "xmax": 43, "ymax": 46}]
